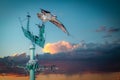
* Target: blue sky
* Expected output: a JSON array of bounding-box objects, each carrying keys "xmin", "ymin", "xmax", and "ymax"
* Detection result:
[{"xmin": 0, "ymin": 0, "xmax": 120, "ymax": 57}]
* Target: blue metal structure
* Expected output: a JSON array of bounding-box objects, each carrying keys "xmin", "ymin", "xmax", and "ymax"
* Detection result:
[
  {"xmin": 21, "ymin": 14, "xmax": 45, "ymax": 80},
  {"xmin": 20, "ymin": 13, "xmax": 58, "ymax": 80},
  {"xmin": 21, "ymin": 14, "xmax": 45, "ymax": 48}
]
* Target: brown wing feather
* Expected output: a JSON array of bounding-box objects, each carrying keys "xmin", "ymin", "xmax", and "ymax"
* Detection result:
[
  {"xmin": 50, "ymin": 19, "xmax": 69, "ymax": 35},
  {"xmin": 41, "ymin": 9, "xmax": 51, "ymax": 14}
]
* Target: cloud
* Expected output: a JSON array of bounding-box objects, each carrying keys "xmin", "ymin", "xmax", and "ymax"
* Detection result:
[
  {"xmin": 107, "ymin": 27, "xmax": 120, "ymax": 33},
  {"xmin": 42, "ymin": 40, "xmax": 120, "ymax": 54},
  {"xmin": 95, "ymin": 26, "xmax": 120, "ymax": 38},
  {"xmin": 103, "ymin": 27, "xmax": 120, "ymax": 38},
  {"xmin": 0, "ymin": 42, "xmax": 120, "ymax": 75},
  {"xmin": 95, "ymin": 26, "xmax": 106, "ymax": 32},
  {"xmin": 95, "ymin": 26, "xmax": 120, "ymax": 33},
  {"xmin": 42, "ymin": 41, "xmax": 81, "ymax": 54}
]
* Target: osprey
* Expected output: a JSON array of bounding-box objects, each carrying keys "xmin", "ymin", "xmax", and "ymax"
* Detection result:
[{"xmin": 37, "ymin": 9, "xmax": 69, "ymax": 35}]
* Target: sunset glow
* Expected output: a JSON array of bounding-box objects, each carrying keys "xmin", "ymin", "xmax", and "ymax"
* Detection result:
[{"xmin": 0, "ymin": 73, "xmax": 120, "ymax": 80}]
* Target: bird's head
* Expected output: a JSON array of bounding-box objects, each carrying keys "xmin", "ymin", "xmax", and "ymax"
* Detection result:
[{"xmin": 37, "ymin": 13, "xmax": 42, "ymax": 18}]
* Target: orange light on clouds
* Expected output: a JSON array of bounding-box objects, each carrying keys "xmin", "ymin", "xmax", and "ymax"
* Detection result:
[
  {"xmin": 42, "ymin": 43, "xmax": 57, "ymax": 54},
  {"xmin": 42, "ymin": 41, "xmax": 76, "ymax": 54}
]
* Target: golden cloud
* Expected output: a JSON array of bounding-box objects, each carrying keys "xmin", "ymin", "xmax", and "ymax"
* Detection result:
[{"xmin": 42, "ymin": 41, "xmax": 81, "ymax": 54}]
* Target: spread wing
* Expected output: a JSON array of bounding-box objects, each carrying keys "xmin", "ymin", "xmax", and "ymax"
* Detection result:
[
  {"xmin": 41, "ymin": 9, "xmax": 51, "ymax": 14},
  {"xmin": 50, "ymin": 18, "xmax": 69, "ymax": 35}
]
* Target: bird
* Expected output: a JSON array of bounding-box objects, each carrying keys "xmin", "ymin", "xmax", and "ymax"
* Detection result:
[{"xmin": 37, "ymin": 9, "xmax": 70, "ymax": 35}]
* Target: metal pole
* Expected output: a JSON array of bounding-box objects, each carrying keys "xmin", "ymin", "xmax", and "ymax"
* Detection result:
[
  {"xmin": 29, "ymin": 43, "xmax": 35, "ymax": 80},
  {"xmin": 27, "ymin": 14, "xmax": 30, "ymax": 31}
]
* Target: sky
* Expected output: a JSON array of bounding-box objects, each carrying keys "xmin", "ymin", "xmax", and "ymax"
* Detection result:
[{"xmin": 0, "ymin": 0, "xmax": 120, "ymax": 57}]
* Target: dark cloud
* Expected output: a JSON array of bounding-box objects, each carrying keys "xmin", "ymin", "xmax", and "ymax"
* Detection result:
[
  {"xmin": 107, "ymin": 27, "xmax": 120, "ymax": 33},
  {"xmin": 0, "ymin": 42, "xmax": 120, "ymax": 75},
  {"xmin": 36, "ymin": 43, "xmax": 120, "ymax": 74},
  {"xmin": 96, "ymin": 26, "xmax": 120, "ymax": 33},
  {"xmin": 95, "ymin": 26, "xmax": 120, "ymax": 38}
]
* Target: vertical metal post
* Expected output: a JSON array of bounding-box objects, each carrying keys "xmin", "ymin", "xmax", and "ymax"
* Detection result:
[
  {"xmin": 29, "ymin": 44, "xmax": 35, "ymax": 60},
  {"xmin": 27, "ymin": 14, "xmax": 30, "ymax": 31},
  {"xmin": 29, "ymin": 43, "xmax": 35, "ymax": 80}
]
